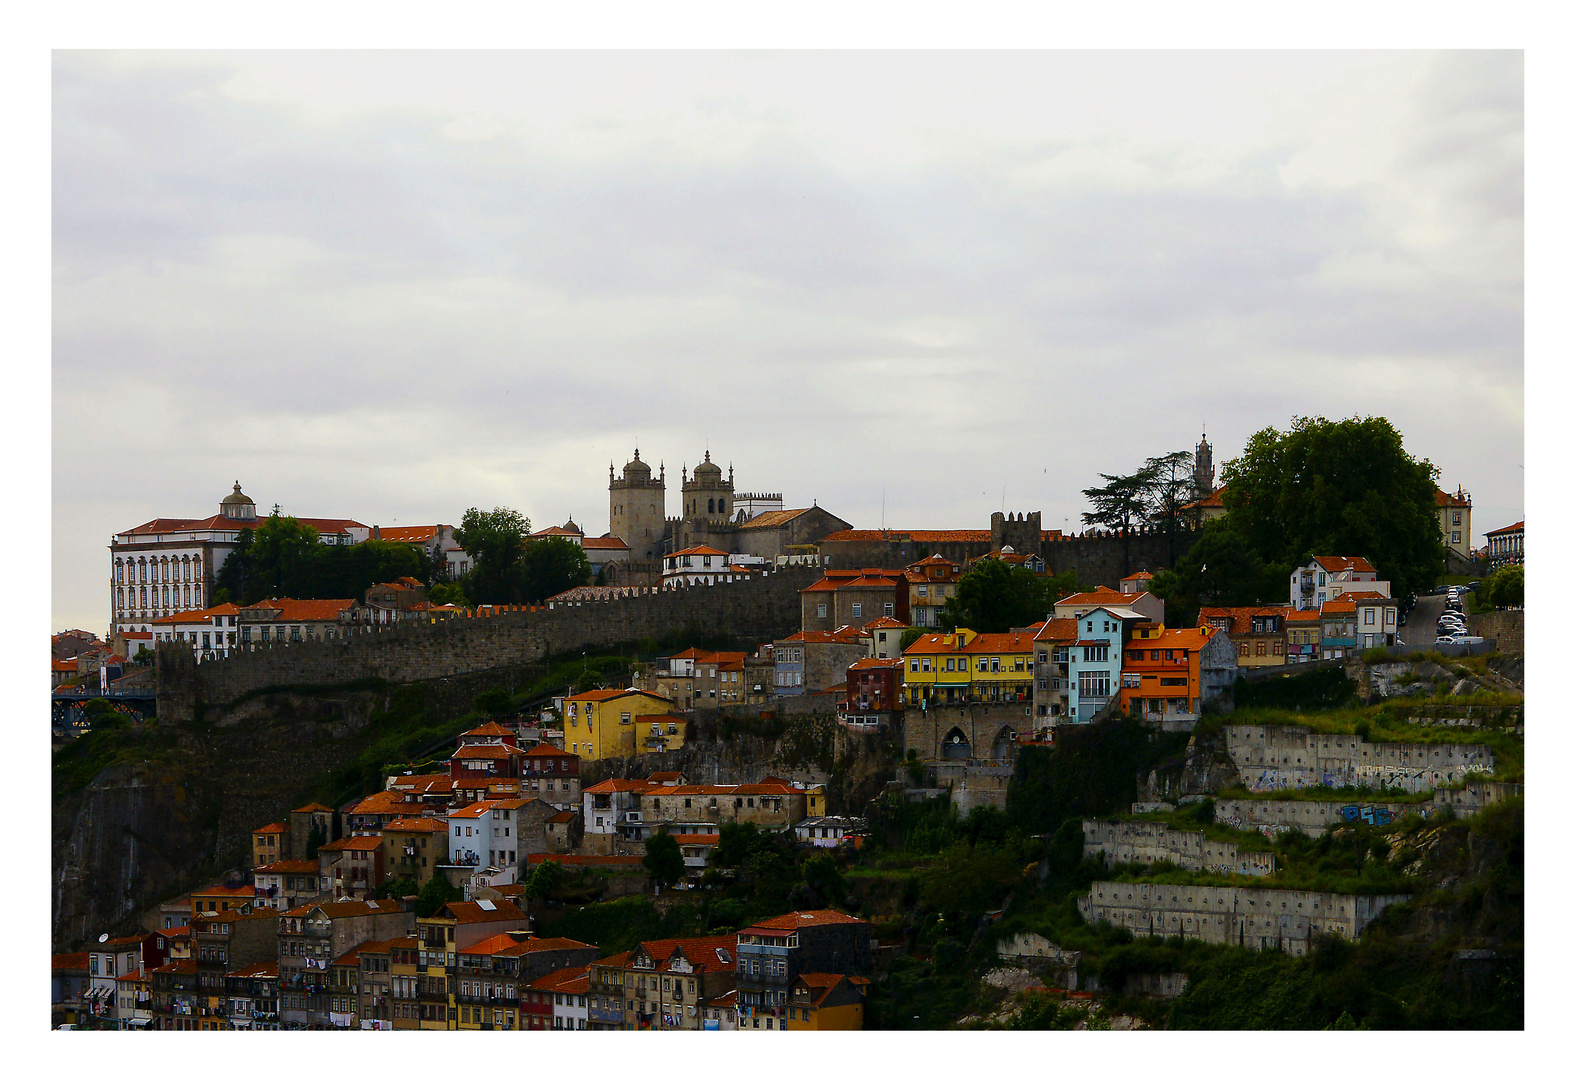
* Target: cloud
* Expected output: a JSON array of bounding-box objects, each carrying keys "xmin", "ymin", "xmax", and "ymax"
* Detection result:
[{"xmin": 52, "ymin": 51, "xmax": 1523, "ymax": 633}]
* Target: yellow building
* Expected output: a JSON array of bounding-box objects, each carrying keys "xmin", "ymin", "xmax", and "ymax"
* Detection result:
[
  {"xmin": 785, "ymin": 973, "xmax": 870, "ymax": 1030},
  {"xmin": 902, "ymin": 628, "xmax": 977, "ymax": 706},
  {"xmin": 564, "ymin": 689, "xmax": 682, "ymax": 761},
  {"xmin": 958, "ymin": 630, "xmax": 1038, "ymax": 704}
]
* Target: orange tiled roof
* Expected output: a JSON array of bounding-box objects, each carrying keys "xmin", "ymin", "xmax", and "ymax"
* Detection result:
[
  {"xmin": 861, "ymin": 616, "xmax": 908, "ymax": 630},
  {"xmin": 1197, "ymin": 606, "xmax": 1293, "ymax": 635},
  {"xmin": 461, "ymin": 934, "xmax": 593, "ymax": 957},
  {"xmin": 350, "ymin": 790, "xmax": 415, "ymax": 815},
  {"xmin": 1343, "ymin": 591, "xmax": 1395, "ymax": 601},
  {"xmin": 253, "ymin": 821, "xmax": 289, "ymax": 835},
  {"xmin": 1320, "ymin": 600, "xmax": 1357, "ymax": 615},
  {"xmin": 1486, "ymin": 520, "xmax": 1523, "ymax": 535},
  {"xmin": 582, "ymin": 778, "xmax": 658, "ymax": 795},
  {"xmin": 959, "ymin": 631, "xmax": 1038, "ymax": 654},
  {"xmin": 522, "ymin": 743, "xmax": 577, "ymax": 758},
  {"xmin": 745, "ymin": 909, "xmax": 867, "ymax": 932},
  {"xmin": 374, "ymin": 525, "xmax": 442, "ymax": 543},
  {"xmin": 118, "ymin": 514, "xmax": 365, "ymax": 537},
  {"xmin": 243, "ymin": 598, "xmax": 357, "ymax": 622},
  {"xmin": 231, "ymin": 961, "xmax": 280, "ymax": 978},
  {"xmin": 847, "ymin": 656, "xmax": 904, "ymax": 671},
  {"xmin": 255, "ymin": 860, "xmax": 319, "ymax": 874},
  {"xmin": 463, "ymin": 722, "xmax": 516, "ymax": 738},
  {"xmin": 530, "ymin": 964, "xmax": 592, "ymax": 993},
  {"xmin": 193, "ymin": 884, "xmax": 256, "ymax": 898},
  {"xmin": 779, "ymin": 627, "xmax": 865, "ymax": 645},
  {"xmin": 581, "ymin": 536, "xmax": 631, "ymax": 550},
  {"xmin": 1434, "ymin": 488, "xmax": 1471, "ymax": 508},
  {"xmin": 438, "ymin": 899, "xmax": 526, "ymax": 924},
  {"xmin": 1311, "ymin": 556, "xmax": 1377, "ymax": 574},
  {"xmin": 668, "ymin": 545, "xmax": 732, "ymax": 558},
  {"xmin": 53, "ymin": 952, "xmax": 89, "ymax": 970},
  {"xmin": 737, "ymin": 508, "xmax": 814, "ymax": 529},
  {"xmin": 1033, "ymin": 618, "xmax": 1079, "ymax": 643},
  {"xmin": 293, "ymin": 802, "xmax": 333, "ymax": 813},
  {"xmin": 384, "ymin": 817, "xmax": 447, "ymax": 833},
  {"xmin": 151, "ymin": 603, "xmax": 242, "ymax": 625}
]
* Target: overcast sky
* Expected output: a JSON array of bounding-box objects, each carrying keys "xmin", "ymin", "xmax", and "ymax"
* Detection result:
[{"xmin": 51, "ymin": 50, "xmax": 1524, "ymax": 634}]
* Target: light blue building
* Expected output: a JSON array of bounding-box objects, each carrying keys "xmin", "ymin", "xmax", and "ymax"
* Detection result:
[{"xmin": 1065, "ymin": 606, "xmax": 1137, "ymax": 723}]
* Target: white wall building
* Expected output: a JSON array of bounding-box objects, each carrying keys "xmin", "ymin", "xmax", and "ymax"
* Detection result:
[
  {"xmin": 110, "ymin": 483, "xmax": 368, "ymax": 640},
  {"xmin": 1289, "ymin": 557, "xmax": 1390, "ymax": 611}
]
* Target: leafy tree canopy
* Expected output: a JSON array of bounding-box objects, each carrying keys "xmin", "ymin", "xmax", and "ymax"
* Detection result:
[
  {"xmin": 455, "ymin": 506, "xmax": 533, "ymax": 605},
  {"xmin": 519, "ymin": 537, "xmax": 593, "ymax": 602},
  {"xmin": 415, "ymin": 874, "xmax": 463, "ymax": 918},
  {"xmin": 643, "ymin": 831, "xmax": 686, "ymax": 887},
  {"xmin": 1220, "ymin": 415, "xmax": 1443, "ymax": 606},
  {"xmin": 1147, "ymin": 520, "xmax": 1268, "ymax": 626},
  {"xmin": 525, "ymin": 858, "xmax": 564, "ymax": 901},
  {"xmin": 212, "ymin": 514, "xmax": 430, "ymax": 606},
  {"xmin": 1485, "ymin": 564, "xmax": 1523, "ymax": 608},
  {"xmin": 938, "ymin": 559, "xmax": 1077, "ymax": 634}
]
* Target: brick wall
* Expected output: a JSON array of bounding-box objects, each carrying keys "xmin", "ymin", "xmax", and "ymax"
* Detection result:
[{"xmin": 158, "ymin": 568, "xmax": 820, "ymax": 724}]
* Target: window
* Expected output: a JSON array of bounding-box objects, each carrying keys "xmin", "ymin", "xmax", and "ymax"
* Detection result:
[
  {"xmin": 1364, "ymin": 609, "xmax": 1375, "ymax": 625},
  {"xmin": 851, "ymin": 602, "xmax": 862, "ymax": 618},
  {"xmin": 817, "ymin": 604, "xmax": 827, "ymax": 619}
]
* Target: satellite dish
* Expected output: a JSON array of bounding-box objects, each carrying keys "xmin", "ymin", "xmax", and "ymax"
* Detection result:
[{"xmin": 98, "ymin": 933, "xmax": 109, "ymax": 943}]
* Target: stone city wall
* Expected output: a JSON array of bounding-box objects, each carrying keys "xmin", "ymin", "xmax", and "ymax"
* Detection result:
[
  {"xmin": 1225, "ymin": 725, "xmax": 1494, "ymax": 794},
  {"xmin": 1467, "ymin": 610, "xmax": 1524, "ymax": 655},
  {"xmin": 903, "ymin": 702, "xmax": 1037, "ymax": 764},
  {"xmin": 1078, "ymin": 881, "xmax": 1408, "ymax": 956},
  {"xmin": 1082, "ymin": 820, "xmax": 1276, "ymax": 877},
  {"xmin": 157, "ymin": 567, "xmax": 820, "ymax": 724}
]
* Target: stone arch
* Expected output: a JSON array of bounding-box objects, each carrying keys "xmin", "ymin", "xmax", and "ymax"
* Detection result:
[
  {"xmin": 941, "ymin": 726, "xmax": 971, "ymax": 760},
  {"xmin": 992, "ymin": 725, "xmax": 1016, "ymax": 761}
]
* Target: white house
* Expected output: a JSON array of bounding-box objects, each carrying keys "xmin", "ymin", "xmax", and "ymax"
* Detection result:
[
  {"xmin": 661, "ymin": 546, "xmax": 763, "ymax": 587},
  {"xmin": 447, "ymin": 800, "xmax": 526, "ymax": 872},
  {"xmin": 1289, "ymin": 556, "xmax": 1390, "ymax": 611}
]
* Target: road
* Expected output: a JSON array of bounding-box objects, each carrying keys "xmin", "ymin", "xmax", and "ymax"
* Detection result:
[{"xmin": 1399, "ymin": 589, "xmax": 1467, "ymax": 649}]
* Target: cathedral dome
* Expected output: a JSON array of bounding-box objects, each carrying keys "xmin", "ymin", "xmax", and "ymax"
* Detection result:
[
  {"xmin": 220, "ymin": 482, "xmax": 257, "ymax": 520},
  {"xmin": 692, "ymin": 450, "xmax": 723, "ymax": 482}
]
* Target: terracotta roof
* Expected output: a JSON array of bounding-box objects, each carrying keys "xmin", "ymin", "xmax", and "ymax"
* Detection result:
[
  {"xmin": 565, "ymin": 688, "xmax": 675, "ymax": 705},
  {"xmin": 1032, "ymin": 618, "xmax": 1079, "ymax": 643},
  {"xmin": 282, "ymin": 899, "xmax": 405, "ymax": 919},
  {"xmin": 546, "ymin": 811, "xmax": 576, "ymax": 824},
  {"xmin": 374, "ymin": 525, "xmax": 443, "ymax": 543},
  {"xmin": 384, "ymin": 817, "xmax": 448, "ymax": 833},
  {"xmin": 530, "ymin": 964, "xmax": 591, "ymax": 993},
  {"xmin": 1181, "ymin": 485, "xmax": 1227, "ymax": 510},
  {"xmin": 462, "ymin": 934, "xmax": 593, "ymax": 958},
  {"xmin": 231, "ymin": 961, "xmax": 280, "ymax": 978},
  {"xmin": 633, "ymin": 934, "xmax": 739, "ymax": 972},
  {"xmin": 1434, "ymin": 488, "xmax": 1471, "ymax": 508},
  {"xmin": 452, "ymin": 744, "xmax": 524, "ymax": 760},
  {"xmin": 959, "ymin": 630, "xmax": 1038, "ymax": 654},
  {"xmin": 861, "ymin": 616, "xmax": 908, "ymax": 630},
  {"xmin": 847, "ymin": 657, "xmax": 904, "ymax": 671},
  {"xmin": 293, "ymin": 802, "xmax": 333, "ymax": 814},
  {"xmin": 253, "ymin": 821, "xmax": 289, "ymax": 835},
  {"xmin": 255, "ymin": 860, "xmax": 320, "ymax": 874},
  {"xmin": 778, "ymin": 627, "xmax": 864, "ymax": 645},
  {"xmin": 1121, "ymin": 571, "xmax": 1155, "ymax": 581},
  {"xmin": 903, "ymin": 632, "xmax": 968, "ymax": 655},
  {"xmin": 1320, "ymin": 601, "xmax": 1357, "ymax": 615},
  {"xmin": 193, "ymin": 884, "xmax": 256, "ymax": 898},
  {"xmin": 437, "ymin": 899, "xmax": 526, "ymax": 924},
  {"xmin": 1486, "ymin": 520, "xmax": 1523, "ymax": 535},
  {"xmin": 117, "ymin": 514, "xmax": 367, "ymax": 537},
  {"xmin": 1311, "ymin": 556, "xmax": 1377, "ymax": 574},
  {"xmin": 581, "ymin": 536, "xmax": 631, "ymax": 550},
  {"xmin": 53, "ymin": 952, "xmax": 89, "ymax": 970},
  {"xmin": 153, "ymin": 958, "xmax": 199, "ymax": 975},
  {"xmin": 1343, "ymin": 591, "xmax": 1395, "ymax": 601},
  {"xmin": 350, "ymin": 790, "xmax": 415, "ymax": 816},
  {"xmin": 670, "ymin": 833, "xmax": 721, "ymax": 845},
  {"xmin": 326, "ymin": 835, "xmax": 383, "ymax": 851},
  {"xmin": 582, "ymin": 778, "xmax": 658, "ymax": 795},
  {"xmin": 1286, "ymin": 609, "xmax": 1322, "ymax": 623},
  {"xmin": 522, "ymin": 743, "xmax": 577, "ymax": 758},
  {"xmin": 1056, "ymin": 586, "xmax": 1136, "ymax": 606},
  {"xmin": 736, "ymin": 508, "xmax": 814, "ymax": 530},
  {"xmin": 151, "ymin": 603, "xmax": 242, "ymax": 625},
  {"xmin": 744, "ymin": 909, "xmax": 867, "ymax": 932},
  {"xmin": 668, "ymin": 545, "xmax": 732, "ymax": 558},
  {"xmin": 462, "ymin": 721, "xmax": 516, "ymax": 738},
  {"xmin": 243, "ymin": 598, "xmax": 357, "ymax": 622},
  {"xmin": 1197, "ymin": 606, "xmax": 1294, "ymax": 635}
]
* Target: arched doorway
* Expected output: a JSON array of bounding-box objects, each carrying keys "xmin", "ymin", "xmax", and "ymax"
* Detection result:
[
  {"xmin": 941, "ymin": 727, "xmax": 971, "ymax": 760},
  {"xmin": 992, "ymin": 726, "xmax": 1015, "ymax": 761}
]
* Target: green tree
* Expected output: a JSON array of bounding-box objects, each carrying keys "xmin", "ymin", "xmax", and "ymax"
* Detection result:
[
  {"xmin": 455, "ymin": 507, "xmax": 533, "ymax": 605},
  {"xmin": 938, "ymin": 560, "xmax": 1076, "ymax": 633},
  {"xmin": 1220, "ymin": 416, "xmax": 1444, "ymax": 607},
  {"xmin": 1082, "ymin": 463, "xmax": 1160, "ymax": 577},
  {"xmin": 427, "ymin": 581, "xmax": 466, "ymax": 606},
  {"xmin": 519, "ymin": 537, "xmax": 593, "ymax": 602},
  {"xmin": 1143, "ymin": 449, "xmax": 1202, "ymax": 567},
  {"xmin": 643, "ymin": 832, "xmax": 686, "ymax": 888},
  {"xmin": 82, "ymin": 697, "xmax": 127, "ymax": 731},
  {"xmin": 1155, "ymin": 519, "xmax": 1267, "ymax": 627},
  {"xmin": 375, "ymin": 876, "xmax": 419, "ymax": 900},
  {"xmin": 1486, "ymin": 564, "xmax": 1523, "ymax": 609},
  {"xmin": 416, "ymin": 875, "xmax": 463, "ymax": 918},
  {"xmin": 525, "ymin": 858, "xmax": 564, "ymax": 902},
  {"xmin": 246, "ymin": 513, "xmax": 323, "ymax": 601},
  {"xmin": 211, "ymin": 525, "xmax": 255, "ymax": 605},
  {"xmin": 899, "ymin": 627, "xmax": 926, "ymax": 652}
]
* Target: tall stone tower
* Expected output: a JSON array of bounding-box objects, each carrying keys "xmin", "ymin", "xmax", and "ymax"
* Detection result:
[
  {"xmin": 678, "ymin": 451, "xmax": 736, "ymax": 551},
  {"xmin": 609, "ymin": 449, "xmax": 666, "ymax": 561},
  {"xmin": 1192, "ymin": 431, "xmax": 1215, "ymax": 501}
]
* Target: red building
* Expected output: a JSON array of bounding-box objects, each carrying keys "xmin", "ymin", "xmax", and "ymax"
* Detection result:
[{"xmin": 841, "ymin": 657, "xmax": 904, "ymax": 731}]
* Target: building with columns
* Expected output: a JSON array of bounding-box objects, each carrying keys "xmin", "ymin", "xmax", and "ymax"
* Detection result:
[{"xmin": 109, "ymin": 483, "xmax": 369, "ymax": 641}]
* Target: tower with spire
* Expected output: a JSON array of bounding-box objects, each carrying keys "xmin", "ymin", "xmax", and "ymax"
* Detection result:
[
  {"xmin": 1192, "ymin": 429, "xmax": 1215, "ymax": 502},
  {"xmin": 608, "ymin": 448, "xmax": 667, "ymax": 561}
]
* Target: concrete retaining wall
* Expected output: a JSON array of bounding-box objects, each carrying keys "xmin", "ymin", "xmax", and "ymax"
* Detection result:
[
  {"xmin": 1078, "ymin": 881, "xmax": 1407, "ymax": 955},
  {"xmin": 1225, "ymin": 725, "xmax": 1494, "ymax": 794},
  {"xmin": 1083, "ymin": 820, "xmax": 1276, "ymax": 876}
]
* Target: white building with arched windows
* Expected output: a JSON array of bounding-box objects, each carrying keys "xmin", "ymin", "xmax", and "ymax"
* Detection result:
[{"xmin": 109, "ymin": 483, "xmax": 369, "ymax": 641}]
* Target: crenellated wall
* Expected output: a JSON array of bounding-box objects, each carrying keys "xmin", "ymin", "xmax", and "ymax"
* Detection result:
[{"xmin": 157, "ymin": 567, "xmax": 820, "ymax": 724}]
